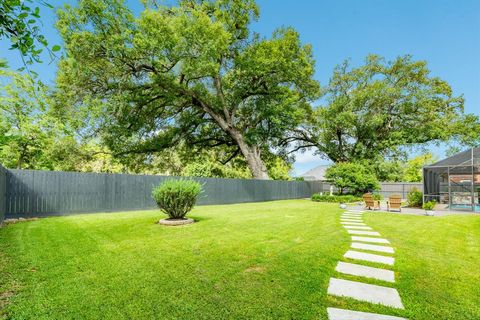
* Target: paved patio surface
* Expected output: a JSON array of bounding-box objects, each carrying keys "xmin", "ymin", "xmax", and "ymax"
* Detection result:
[{"xmin": 346, "ymin": 202, "xmax": 478, "ymax": 216}]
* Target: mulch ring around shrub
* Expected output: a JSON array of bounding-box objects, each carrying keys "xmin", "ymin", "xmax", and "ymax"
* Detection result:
[{"xmin": 158, "ymin": 218, "xmax": 195, "ymax": 226}]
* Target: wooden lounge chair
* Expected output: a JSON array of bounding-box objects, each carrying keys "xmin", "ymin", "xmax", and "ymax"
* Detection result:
[
  {"xmin": 363, "ymin": 193, "xmax": 380, "ymax": 210},
  {"xmin": 387, "ymin": 194, "xmax": 402, "ymax": 212}
]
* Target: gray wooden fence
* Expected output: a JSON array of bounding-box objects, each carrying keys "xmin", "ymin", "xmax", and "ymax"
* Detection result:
[
  {"xmin": 0, "ymin": 165, "xmax": 424, "ymax": 221},
  {"xmin": 316, "ymin": 182, "xmax": 423, "ymax": 199},
  {"xmin": 4, "ymin": 168, "xmax": 323, "ymax": 218},
  {"xmin": 0, "ymin": 165, "xmax": 6, "ymax": 223},
  {"xmin": 379, "ymin": 182, "xmax": 423, "ymax": 198}
]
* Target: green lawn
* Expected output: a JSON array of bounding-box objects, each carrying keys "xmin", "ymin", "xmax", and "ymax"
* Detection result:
[{"xmin": 0, "ymin": 200, "xmax": 479, "ymax": 319}]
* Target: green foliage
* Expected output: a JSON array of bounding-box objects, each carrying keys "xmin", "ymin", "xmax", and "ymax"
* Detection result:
[
  {"xmin": 370, "ymin": 152, "xmax": 438, "ymax": 183},
  {"xmin": 55, "ymin": 0, "xmax": 320, "ymax": 179},
  {"xmin": 311, "ymin": 194, "xmax": 361, "ymax": 203},
  {"xmin": 446, "ymin": 114, "xmax": 480, "ymax": 150},
  {"xmin": 404, "ymin": 153, "xmax": 436, "ymax": 182},
  {"xmin": 294, "ymin": 55, "xmax": 470, "ymax": 164},
  {"xmin": 181, "ymin": 153, "xmax": 292, "ymax": 180},
  {"xmin": 0, "ymin": 69, "xmax": 55, "ymax": 169},
  {"xmin": 183, "ymin": 161, "xmax": 250, "ymax": 179},
  {"xmin": 325, "ymin": 162, "xmax": 380, "ymax": 194},
  {"xmin": 422, "ymin": 200, "xmax": 436, "ymax": 210},
  {"xmin": 152, "ymin": 179, "xmax": 202, "ymax": 219},
  {"xmin": 0, "ymin": 69, "xmax": 128, "ymax": 172},
  {"xmin": 0, "ymin": 0, "xmax": 58, "ymax": 64},
  {"xmin": 407, "ymin": 187, "xmax": 423, "ymax": 207},
  {"xmin": 374, "ymin": 159, "xmax": 406, "ymax": 182},
  {"xmin": 266, "ymin": 157, "xmax": 292, "ymax": 180},
  {"xmin": 372, "ymin": 193, "xmax": 383, "ymax": 201},
  {"xmin": 183, "ymin": 162, "xmax": 223, "ymax": 178}
]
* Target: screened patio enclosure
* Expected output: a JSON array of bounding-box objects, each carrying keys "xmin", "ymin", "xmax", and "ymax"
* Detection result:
[{"xmin": 423, "ymin": 147, "xmax": 480, "ymax": 212}]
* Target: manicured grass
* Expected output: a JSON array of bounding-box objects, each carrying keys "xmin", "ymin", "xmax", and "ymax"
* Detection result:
[
  {"xmin": 1, "ymin": 200, "xmax": 479, "ymax": 319},
  {"xmin": 354, "ymin": 210, "xmax": 480, "ymax": 319},
  {"xmin": 0, "ymin": 200, "xmax": 346, "ymax": 319}
]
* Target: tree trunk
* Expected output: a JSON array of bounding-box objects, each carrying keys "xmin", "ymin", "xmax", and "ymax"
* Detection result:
[
  {"xmin": 230, "ymin": 130, "xmax": 269, "ymax": 180},
  {"xmin": 243, "ymin": 146, "xmax": 269, "ymax": 180},
  {"xmin": 195, "ymin": 99, "xmax": 270, "ymax": 179}
]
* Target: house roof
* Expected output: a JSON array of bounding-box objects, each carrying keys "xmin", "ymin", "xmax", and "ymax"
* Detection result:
[
  {"xmin": 299, "ymin": 165, "xmax": 330, "ymax": 181},
  {"xmin": 425, "ymin": 147, "xmax": 480, "ymax": 167}
]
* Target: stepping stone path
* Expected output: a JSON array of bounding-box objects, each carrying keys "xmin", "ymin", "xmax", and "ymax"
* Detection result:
[
  {"xmin": 328, "ymin": 307, "xmax": 407, "ymax": 320},
  {"xmin": 341, "ymin": 219, "xmax": 364, "ymax": 223},
  {"xmin": 351, "ymin": 242, "xmax": 395, "ymax": 254},
  {"xmin": 344, "ymin": 250, "xmax": 395, "ymax": 265},
  {"xmin": 336, "ymin": 262, "xmax": 395, "ymax": 283},
  {"xmin": 346, "ymin": 230, "xmax": 382, "ymax": 236},
  {"xmin": 326, "ymin": 210, "xmax": 408, "ymax": 319},
  {"xmin": 341, "ymin": 222, "xmax": 367, "ymax": 226},
  {"xmin": 351, "ymin": 236, "xmax": 390, "ymax": 244},
  {"xmin": 344, "ymin": 226, "xmax": 373, "ymax": 230}
]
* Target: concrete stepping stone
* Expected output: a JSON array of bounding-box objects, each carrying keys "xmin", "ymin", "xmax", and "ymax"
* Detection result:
[
  {"xmin": 327, "ymin": 307, "xmax": 407, "ymax": 320},
  {"xmin": 327, "ymin": 278, "xmax": 404, "ymax": 309},
  {"xmin": 341, "ymin": 222, "xmax": 367, "ymax": 226},
  {"xmin": 347, "ymin": 230, "xmax": 381, "ymax": 236},
  {"xmin": 343, "ymin": 226, "xmax": 373, "ymax": 230},
  {"xmin": 352, "ymin": 236, "xmax": 390, "ymax": 244},
  {"xmin": 341, "ymin": 218, "xmax": 363, "ymax": 222},
  {"xmin": 342, "ymin": 221, "xmax": 364, "ymax": 225},
  {"xmin": 344, "ymin": 250, "xmax": 394, "ymax": 265},
  {"xmin": 352, "ymin": 242, "xmax": 394, "ymax": 254},
  {"xmin": 336, "ymin": 261, "xmax": 395, "ymax": 283},
  {"xmin": 343, "ymin": 215, "xmax": 363, "ymax": 218}
]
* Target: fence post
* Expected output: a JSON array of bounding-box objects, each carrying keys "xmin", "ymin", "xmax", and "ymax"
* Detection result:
[{"xmin": 0, "ymin": 165, "xmax": 6, "ymax": 223}]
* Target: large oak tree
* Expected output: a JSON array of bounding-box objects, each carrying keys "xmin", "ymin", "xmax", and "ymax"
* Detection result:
[
  {"xmin": 55, "ymin": 0, "xmax": 320, "ymax": 179},
  {"xmin": 288, "ymin": 55, "xmax": 475, "ymax": 163}
]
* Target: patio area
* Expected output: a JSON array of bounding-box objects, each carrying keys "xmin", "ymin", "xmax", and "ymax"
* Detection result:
[{"xmin": 347, "ymin": 202, "xmax": 478, "ymax": 217}]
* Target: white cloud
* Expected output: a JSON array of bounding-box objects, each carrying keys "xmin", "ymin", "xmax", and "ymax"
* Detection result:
[{"xmin": 294, "ymin": 148, "xmax": 319, "ymax": 164}]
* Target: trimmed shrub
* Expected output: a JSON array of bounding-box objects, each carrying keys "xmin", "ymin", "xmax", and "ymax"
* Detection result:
[
  {"xmin": 422, "ymin": 200, "xmax": 436, "ymax": 210},
  {"xmin": 407, "ymin": 187, "xmax": 423, "ymax": 207},
  {"xmin": 311, "ymin": 194, "xmax": 362, "ymax": 203},
  {"xmin": 152, "ymin": 179, "xmax": 202, "ymax": 219}
]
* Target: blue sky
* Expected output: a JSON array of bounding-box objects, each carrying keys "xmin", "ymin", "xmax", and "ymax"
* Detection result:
[{"xmin": 1, "ymin": 0, "xmax": 479, "ymax": 175}]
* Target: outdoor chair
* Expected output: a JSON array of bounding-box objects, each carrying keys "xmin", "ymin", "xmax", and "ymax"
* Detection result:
[
  {"xmin": 363, "ymin": 193, "xmax": 380, "ymax": 210},
  {"xmin": 387, "ymin": 194, "xmax": 402, "ymax": 212}
]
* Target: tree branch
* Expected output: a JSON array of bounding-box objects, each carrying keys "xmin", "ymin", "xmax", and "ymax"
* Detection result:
[{"xmin": 220, "ymin": 147, "xmax": 241, "ymax": 165}]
